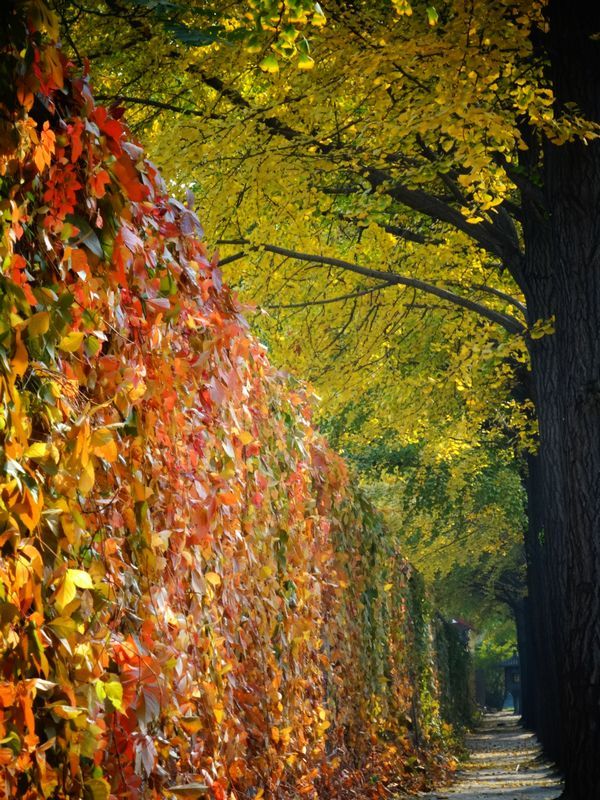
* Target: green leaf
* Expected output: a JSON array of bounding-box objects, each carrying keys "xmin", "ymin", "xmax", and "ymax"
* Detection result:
[
  {"xmin": 65, "ymin": 215, "xmax": 104, "ymax": 258},
  {"xmin": 85, "ymin": 335, "xmax": 102, "ymax": 357},
  {"xmin": 426, "ymin": 5, "xmax": 438, "ymax": 25},
  {"xmin": 259, "ymin": 54, "xmax": 279, "ymax": 74},
  {"xmin": 165, "ymin": 21, "xmax": 226, "ymax": 47},
  {"xmin": 0, "ymin": 731, "xmax": 21, "ymax": 755}
]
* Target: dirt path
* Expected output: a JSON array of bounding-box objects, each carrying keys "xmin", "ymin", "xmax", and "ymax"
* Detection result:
[{"xmin": 421, "ymin": 712, "xmax": 563, "ymax": 800}]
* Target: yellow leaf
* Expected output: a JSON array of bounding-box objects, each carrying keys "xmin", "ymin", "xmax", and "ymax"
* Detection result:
[
  {"xmin": 28, "ymin": 311, "xmax": 50, "ymax": 336},
  {"xmin": 59, "ymin": 331, "xmax": 85, "ymax": 352},
  {"xmin": 529, "ymin": 315, "xmax": 556, "ymax": 340},
  {"xmin": 24, "ymin": 442, "xmax": 51, "ymax": 460},
  {"xmin": 20, "ymin": 487, "xmax": 43, "ymax": 532},
  {"xmin": 54, "ymin": 572, "xmax": 75, "ymax": 611},
  {"xmin": 91, "ymin": 428, "xmax": 118, "ymax": 462},
  {"xmin": 297, "ymin": 52, "xmax": 315, "ymax": 70},
  {"xmin": 68, "ymin": 569, "xmax": 94, "ymax": 589},
  {"xmin": 259, "ymin": 54, "xmax": 279, "ymax": 73},
  {"xmin": 48, "ymin": 615, "xmax": 77, "ymax": 641},
  {"xmin": 50, "ymin": 704, "xmax": 85, "ymax": 720},
  {"xmin": 54, "ymin": 568, "xmax": 92, "ymax": 612},
  {"xmin": 85, "ymin": 778, "xmax": 111, "ymax": 800},
  {"xmin": 179, "ymin": 716, "xmax": 203, "ymax": 734},
  {"xmin": 78, "ymin": 459, "xmax": 95, "ymax": 496},
  {"xmin": 312, "ymin": 2, "xmax": 326, "ymax": 26},
  {"xmin": 132, "ymin": 478, "xmax": 151, "ymax": 501},
  {"xmin": 31, "ymin": 0, "xmax": 61, "ymax": 40},
  {"xmin": 205, "ymin": 571, "xmax": 221, "ymax": 587},
  {"xmin": 96, "ymin": 680, "xmax": 123, "ymax": 711}
]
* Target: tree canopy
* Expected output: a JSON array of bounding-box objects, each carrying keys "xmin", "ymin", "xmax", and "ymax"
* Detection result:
[{"xmin": 58, "ymin": 0, "xmax": 537, "ymax": 629}]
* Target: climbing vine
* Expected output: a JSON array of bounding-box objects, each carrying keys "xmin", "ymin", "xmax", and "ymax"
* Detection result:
[{"xmin": 0, "ymin": 3, "xmax": 460, "ymax": 798}]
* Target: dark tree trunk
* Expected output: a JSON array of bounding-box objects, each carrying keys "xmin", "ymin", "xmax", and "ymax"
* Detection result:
[
  {"xmin": 519, "ymin": 2, "xmax": 600, "ymax": 794},
  {"xmin": 511, "ymin": 596, "xmax": 535, "ymax": 729},
  {"xmin": 521, "ymin": 453, "xmax": 562, "ymax": 758}
]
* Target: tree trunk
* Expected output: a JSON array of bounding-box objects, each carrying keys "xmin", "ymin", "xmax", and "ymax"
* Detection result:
[
  {"xmin": 519, "ymin": 3, "xmax": 600, "ymax": 794},
  {"xmin": 521, "ymin": 453, "xmax": 562, "ymax": 756},
  {"xmin": 511, "ymin": 596, "xmax": 534, "ymax": 729},
  {"xmin": 526, "ymin": 227, "xmax": 600, "ymax": 796}
]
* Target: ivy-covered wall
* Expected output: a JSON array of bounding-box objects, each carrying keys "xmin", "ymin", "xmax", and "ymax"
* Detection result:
[{"xmin": 0, "ymin": 4, "xmax": 468, "ymax": 798}]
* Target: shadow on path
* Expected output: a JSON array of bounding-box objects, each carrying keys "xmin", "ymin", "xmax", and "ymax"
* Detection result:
[{"xmin": 420, "ymin": 711, "xmax": 563, "ymax": 800}]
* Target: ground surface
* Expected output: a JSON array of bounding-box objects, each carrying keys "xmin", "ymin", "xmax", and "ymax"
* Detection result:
[{"xmin": 421, "ymin": 712, "xmax": 563, "ymax": 800}]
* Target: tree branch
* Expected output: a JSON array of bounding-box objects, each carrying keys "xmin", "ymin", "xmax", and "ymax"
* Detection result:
[
  {"xmin": 95, "ymin": 93, "xmax": 204, "ymax": 116},
  {"xmin": 336, "ymin": 213, "xmax": 437, "ymax": 245},
  {"xmin": 217, "ymin": 239, "xmax": 526, "ymax": 335},
  {"xmin": 446, "ymin": 279, "xmax": 527, "ymax": 316},
  {"xmin": 472, "ymin": 284, "xmax": 527, "ymax": 316},
  {"xmin": 383, "ymin": 222, "xmax": 439, "ymax": 245},
  {"xmin": 365, "ymin": 167, "xmax": 522, "ymax": 263},
  {"xmin": 266, "ymin": 282, "xmax": 393, "ymax": 308},
  {"xmin": 218, "ymin": 251, "xmax": 246, "ymax": 267}
]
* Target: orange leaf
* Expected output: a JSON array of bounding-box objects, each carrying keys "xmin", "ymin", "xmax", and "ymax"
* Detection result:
[
  {"xmin": 112, "ymin": 156, "xmax": 148, "ymax": 202},
  {"xmin": 20, "ymin": 486, "xmax": 44, "ymax": 532},
  {"xmin": 68, "ymin": 247, "xmax": 90, "ymax": 278},
  {"xmin": 90, "ymin": 168, "xmax": 111, "ymax": 198},
  {"xmin": 0, "ymin": 683, "xmax": 17, "ymax": 708},
  {"xmin": 20, "ymin": 690, "xmax": 36, "ymax": 733},
  {"xmin": 11, "ymin": 332, "xmax": 28, "ymax": 378}
]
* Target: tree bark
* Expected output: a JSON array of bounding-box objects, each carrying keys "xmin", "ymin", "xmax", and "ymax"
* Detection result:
[
  {"xmin": 521, "ymin": 452, "xmax": 562, "ymax": 758},
  {"xmin": 519, "ymin": 3, "xmax": 600, "ymax": 793},
  {"xmin": 511, "ymin": 596, "xmax": 535, "ymax": 730}
]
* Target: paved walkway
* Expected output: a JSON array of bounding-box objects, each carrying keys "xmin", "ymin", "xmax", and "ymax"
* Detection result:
[{"xmin": 421, "ymin": 712, "xmax": 563, "ymax": 800}]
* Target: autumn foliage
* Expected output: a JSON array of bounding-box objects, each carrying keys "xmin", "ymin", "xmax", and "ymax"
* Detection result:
[{"xmin": 0, "ymin": 4, "xmax": 457, "ymax": 798}]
